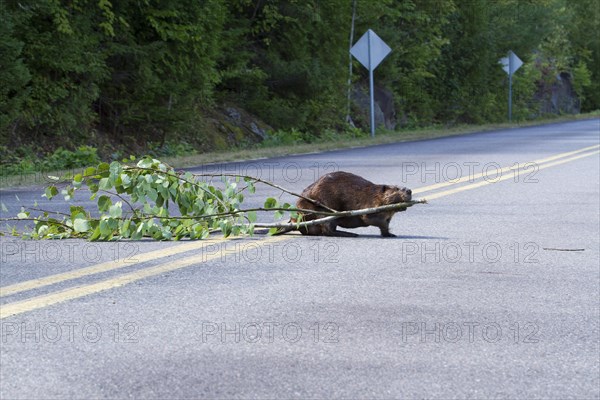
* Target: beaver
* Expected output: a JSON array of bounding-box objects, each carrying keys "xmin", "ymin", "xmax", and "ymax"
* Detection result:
[{"xmin": 291, "ymin": 171, "xmax": 412, "ymax": 237}]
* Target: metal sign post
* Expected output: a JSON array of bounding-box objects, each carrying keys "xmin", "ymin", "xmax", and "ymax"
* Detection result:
[
  {"xmin": 350, "ymin": 29, "xmax": 391, "ymax": 137},
  {"xmin": 499, "ymin": 50, "xmax": 523, "ymax": 122}
]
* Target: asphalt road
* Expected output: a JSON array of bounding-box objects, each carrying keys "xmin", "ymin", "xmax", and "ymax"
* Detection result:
[{"xmin": 1, "ymin": 119, "xmax": 599, "ymax": 399}]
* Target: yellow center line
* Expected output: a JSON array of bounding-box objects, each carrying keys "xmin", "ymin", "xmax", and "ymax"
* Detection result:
[
  {"xmin": 413, "ymin": 144, "xmax": 600, "ymax": 195},
  {"xmin": 0, "ymin": 235, "xmax": 288, "ymax": 319},
  {"xmin": 0, "ymin": 237, "xmax": 233, "ymax": 297},
  {"xmin": 423, "ymin": 149, "xmax": 599, "ymax": 200}
]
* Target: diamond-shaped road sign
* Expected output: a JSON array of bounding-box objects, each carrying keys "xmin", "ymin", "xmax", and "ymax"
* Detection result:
[
  {"xmin": 499, "ymin": 50, "xmax": 523, "ymax": 75},
  {"xmin": 499, "ymin": 50, "xmax": 523, "ymax": 122},
  {"xmin": 350, "ymin": 29, "xmax": 391, "ymax": 71}
]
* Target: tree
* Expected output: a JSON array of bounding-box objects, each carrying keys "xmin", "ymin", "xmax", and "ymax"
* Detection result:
[
  {"xmin": 566, "ymin": 0, "xmax": 600, "ymax": 110},
  {"xmin": 4, "ymin": 0, "xmax": 108, "ymax": 142},
  {"xmin": 97, "ymin": 0, "xmax": 227, "ymax": 141},
  {"xmin": 0, "ymin": 4, "xmax": 30, "ymax": 144}
]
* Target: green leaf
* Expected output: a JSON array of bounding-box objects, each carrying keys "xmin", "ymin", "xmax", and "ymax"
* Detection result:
[
  {"xmin": 109, "ymin": 161, "xmax": 121, "ymax": 174},
  {"xmin": 146, "ymin": 187, "xmax": 158, "ymax": 202},
  {"xmin": 70, "ymin": 205, "xmax": 86, "ymax": 219},
  {"xmin": 100, "ymin": 177, "xmax": 114, "ymax": 190},
  {"xmin": 120, "ymin": 173, "xmax": 132, "ymax": 188},
  {"xmin": 109, "ymin": 203, "xmax": 122, "ymax": 218},
  {"xmin": 84, "ymin": 166, "xmax": 97, "ymax": 177},
  {"xmin": 98, "ymin": 195, "xmax": 112, "ymax": 212},
  {"xmin": 264, "ymin": 197, "xmax": 277, "ymax": 209},
  {"xmin": 73, "ymin": 218, "xmax": 89, "ymax": 233},
  {"xmin": 221, "ymin": 222, "xmax": 232, "ymax": 238},
  {"xmin": 99, "ymin": 219, "xmax": 112, "ymax": 237},
  {"xmin": 137, "ymin": 157, "xmax": 154, "ymax": 169},
  {"xmin": 97, "ymin": 162, "xmax": 110, "ymax": 175},
  {"xmin": 247, "ymin": 211, "xmax": 257, "ymax": 223},
  {"xmin": 44, "ymin": 186, "xmax": 59, "ymax": 199},
  {"xmin": 1, "ymin": 203, "xmax": 8, "ymax": 212},
  {"xmin": 89, "ymin": 226, "xmax": 102, "ymax": 241}
]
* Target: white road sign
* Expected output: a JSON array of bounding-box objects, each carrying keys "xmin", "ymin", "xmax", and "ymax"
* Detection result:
[
  {"xmin": 499, "ymin": 50, "xmax": 523, "ymax": 122},
  {"xmin": 499, "ymin": 50, "xmax": 523, "ymax": 75},
  {"xmin": 350, "ymin": 29, "xmax": 391, "ymax": 71}
]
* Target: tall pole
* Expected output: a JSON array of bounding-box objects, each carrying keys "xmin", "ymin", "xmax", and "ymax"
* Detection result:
[
  {"xmin": 508, "ymin": 53, "xmax": 513, "ymax": 122},
  {"xmin": 345, "ymin": 0, "xmax": 357, "ymax": 124},
  {"xmin": 368, "ymin": 34, "xmax": 375, "ymax": 137}
]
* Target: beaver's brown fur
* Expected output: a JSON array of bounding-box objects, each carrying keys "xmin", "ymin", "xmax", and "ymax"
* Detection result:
[{"xmin": 294, "ymin": 171, "xmax": 412, "ymax": 237}]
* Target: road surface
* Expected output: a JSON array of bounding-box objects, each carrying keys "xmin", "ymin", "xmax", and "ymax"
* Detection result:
[{"xmin": 1, "ymin": 119, "xmax": 599, "ymax": 399}]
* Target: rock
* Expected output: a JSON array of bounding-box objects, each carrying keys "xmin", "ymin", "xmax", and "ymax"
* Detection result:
[
  {"xmin": 225, "ymin": 107, "xmax": 242, "ymax": 124},
  {"xmin": 351, "ymin": 84, "xmax": 397, "ymax": 130},
  {"xmin": 535, "ymin": 72, "xmax": 580, "ymax": 115},
  {"xmin": 249, "ymin": 122, "xmax": 267, "ymax": 139},
  {"xmin": 207, "ymin": 105, "xmax": 273, "ymax": 148}
]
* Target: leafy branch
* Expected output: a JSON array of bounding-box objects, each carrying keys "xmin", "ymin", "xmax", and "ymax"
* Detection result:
[{"xmin": 1, "ymin": 156, "xmax": 425, "ymax": 240}]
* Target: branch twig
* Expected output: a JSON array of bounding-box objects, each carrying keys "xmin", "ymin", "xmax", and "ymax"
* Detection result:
[{"xmin": 241, "ymin": 200, "xmax": 426, "ymax": 229}]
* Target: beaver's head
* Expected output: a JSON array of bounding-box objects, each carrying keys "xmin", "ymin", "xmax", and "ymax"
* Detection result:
[{"xmin": 381, "ymin": 185, "xmax": 412, "ymax": 204}]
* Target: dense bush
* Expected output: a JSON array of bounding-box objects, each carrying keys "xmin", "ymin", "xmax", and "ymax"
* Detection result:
[
  {"xmin": 0, "ymin": 145, "xmax": 100, "ymax": 177},
  {"xmin": 0, "ymin": 0, "xmax": 596, "ymax": 163}
]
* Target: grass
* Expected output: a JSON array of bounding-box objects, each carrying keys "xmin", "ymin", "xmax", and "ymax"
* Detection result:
[{"xmin": 1, "ymin": 111, "xmax": 598, "ymax": 189}]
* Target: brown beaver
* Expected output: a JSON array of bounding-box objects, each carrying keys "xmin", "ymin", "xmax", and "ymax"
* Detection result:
[{"xmin": 291, "ymin": 171, "xmax": 412, "ymax": 237}]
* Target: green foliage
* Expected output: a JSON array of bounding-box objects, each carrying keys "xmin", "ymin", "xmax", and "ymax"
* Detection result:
[
  {"xmin": 0, "ymin": 0, "xmax": 597, "ymax": 158},
  {"xmin": 512, "ymin": 61, "xmax": 543, "ymax": 119},
  {"xmin": 571, "ymin": 61, "xmax": 592, "ymax": 105},
  {"xmin": 0, "ymin": 4, "xmax": 31, "ymax": 138},
  {"xmin": 5, "ymin": 0, "xmax": 109, "ymax": 139},
  {"xmin": 98, "ymin": 0, "xmax": 227, "ymax": 138},
  {"xmin": 147, "ymin": 141, "xmax": 197, "ymax": 158},
  {"xmin": 258, "ymin": 125, "xmax": 369, "ymax": 147},
  {"xmin": 566, "ymin": 0, "xmax": 600, "ymax": 111},
  {"xmin": 0, "ymin": 145, "xmax": 100, "ymax": 177},
  {"xmin": 218, "ymin": 0, "xmax": 350, "ymax": 131},
  {"xmin": 44, "ymin": 146, "xmax": 101, "ymax": 170},
  {"xmin": 6, "ymin": 157, "xmax": 304, "ymax": 240},
  {"xmin": 260, "ymin": 128, "xmax": 314, "ymax": 146},
  {"xmin": 10, "ymin": 157, "xmax": 245, "ymax": 240}
]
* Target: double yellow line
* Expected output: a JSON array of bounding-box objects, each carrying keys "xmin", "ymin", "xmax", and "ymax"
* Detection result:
[
  {"xmin": 414, "ymin": 144, "xmax": 599, "ymax": 200},
  {"xmin": 1, "ymin": 144, "xmax": 598, "ymax": 319},
  {"xmin": 0, "ymin": 236, "xmax": 289, "ymax": 319}
]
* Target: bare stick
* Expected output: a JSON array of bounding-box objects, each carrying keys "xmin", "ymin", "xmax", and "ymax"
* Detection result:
[
  {"xmin": 244, "ymin": 200, "xmax": 426, "ymax": 230},
  {"xmin": 188, "ymin": 172, "xmax": 338, "ymax": 213}
]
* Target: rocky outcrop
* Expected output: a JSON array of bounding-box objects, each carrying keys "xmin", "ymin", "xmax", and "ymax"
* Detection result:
[
  {"xmin": 535, "ymin": 72, "xmax": 580, "ymax": 115},
  {"xmin": 204, "ymin": 105, "xmax": 272, "ymax": 150},
  {"xmin": 351, "ymin": 84, "xmax": 397, "ymax": 130}
]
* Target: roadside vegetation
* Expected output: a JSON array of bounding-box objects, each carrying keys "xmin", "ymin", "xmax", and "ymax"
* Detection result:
[{"xmin": 1, "ymin": 0, "xmax": 598, "ymax": 182}]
